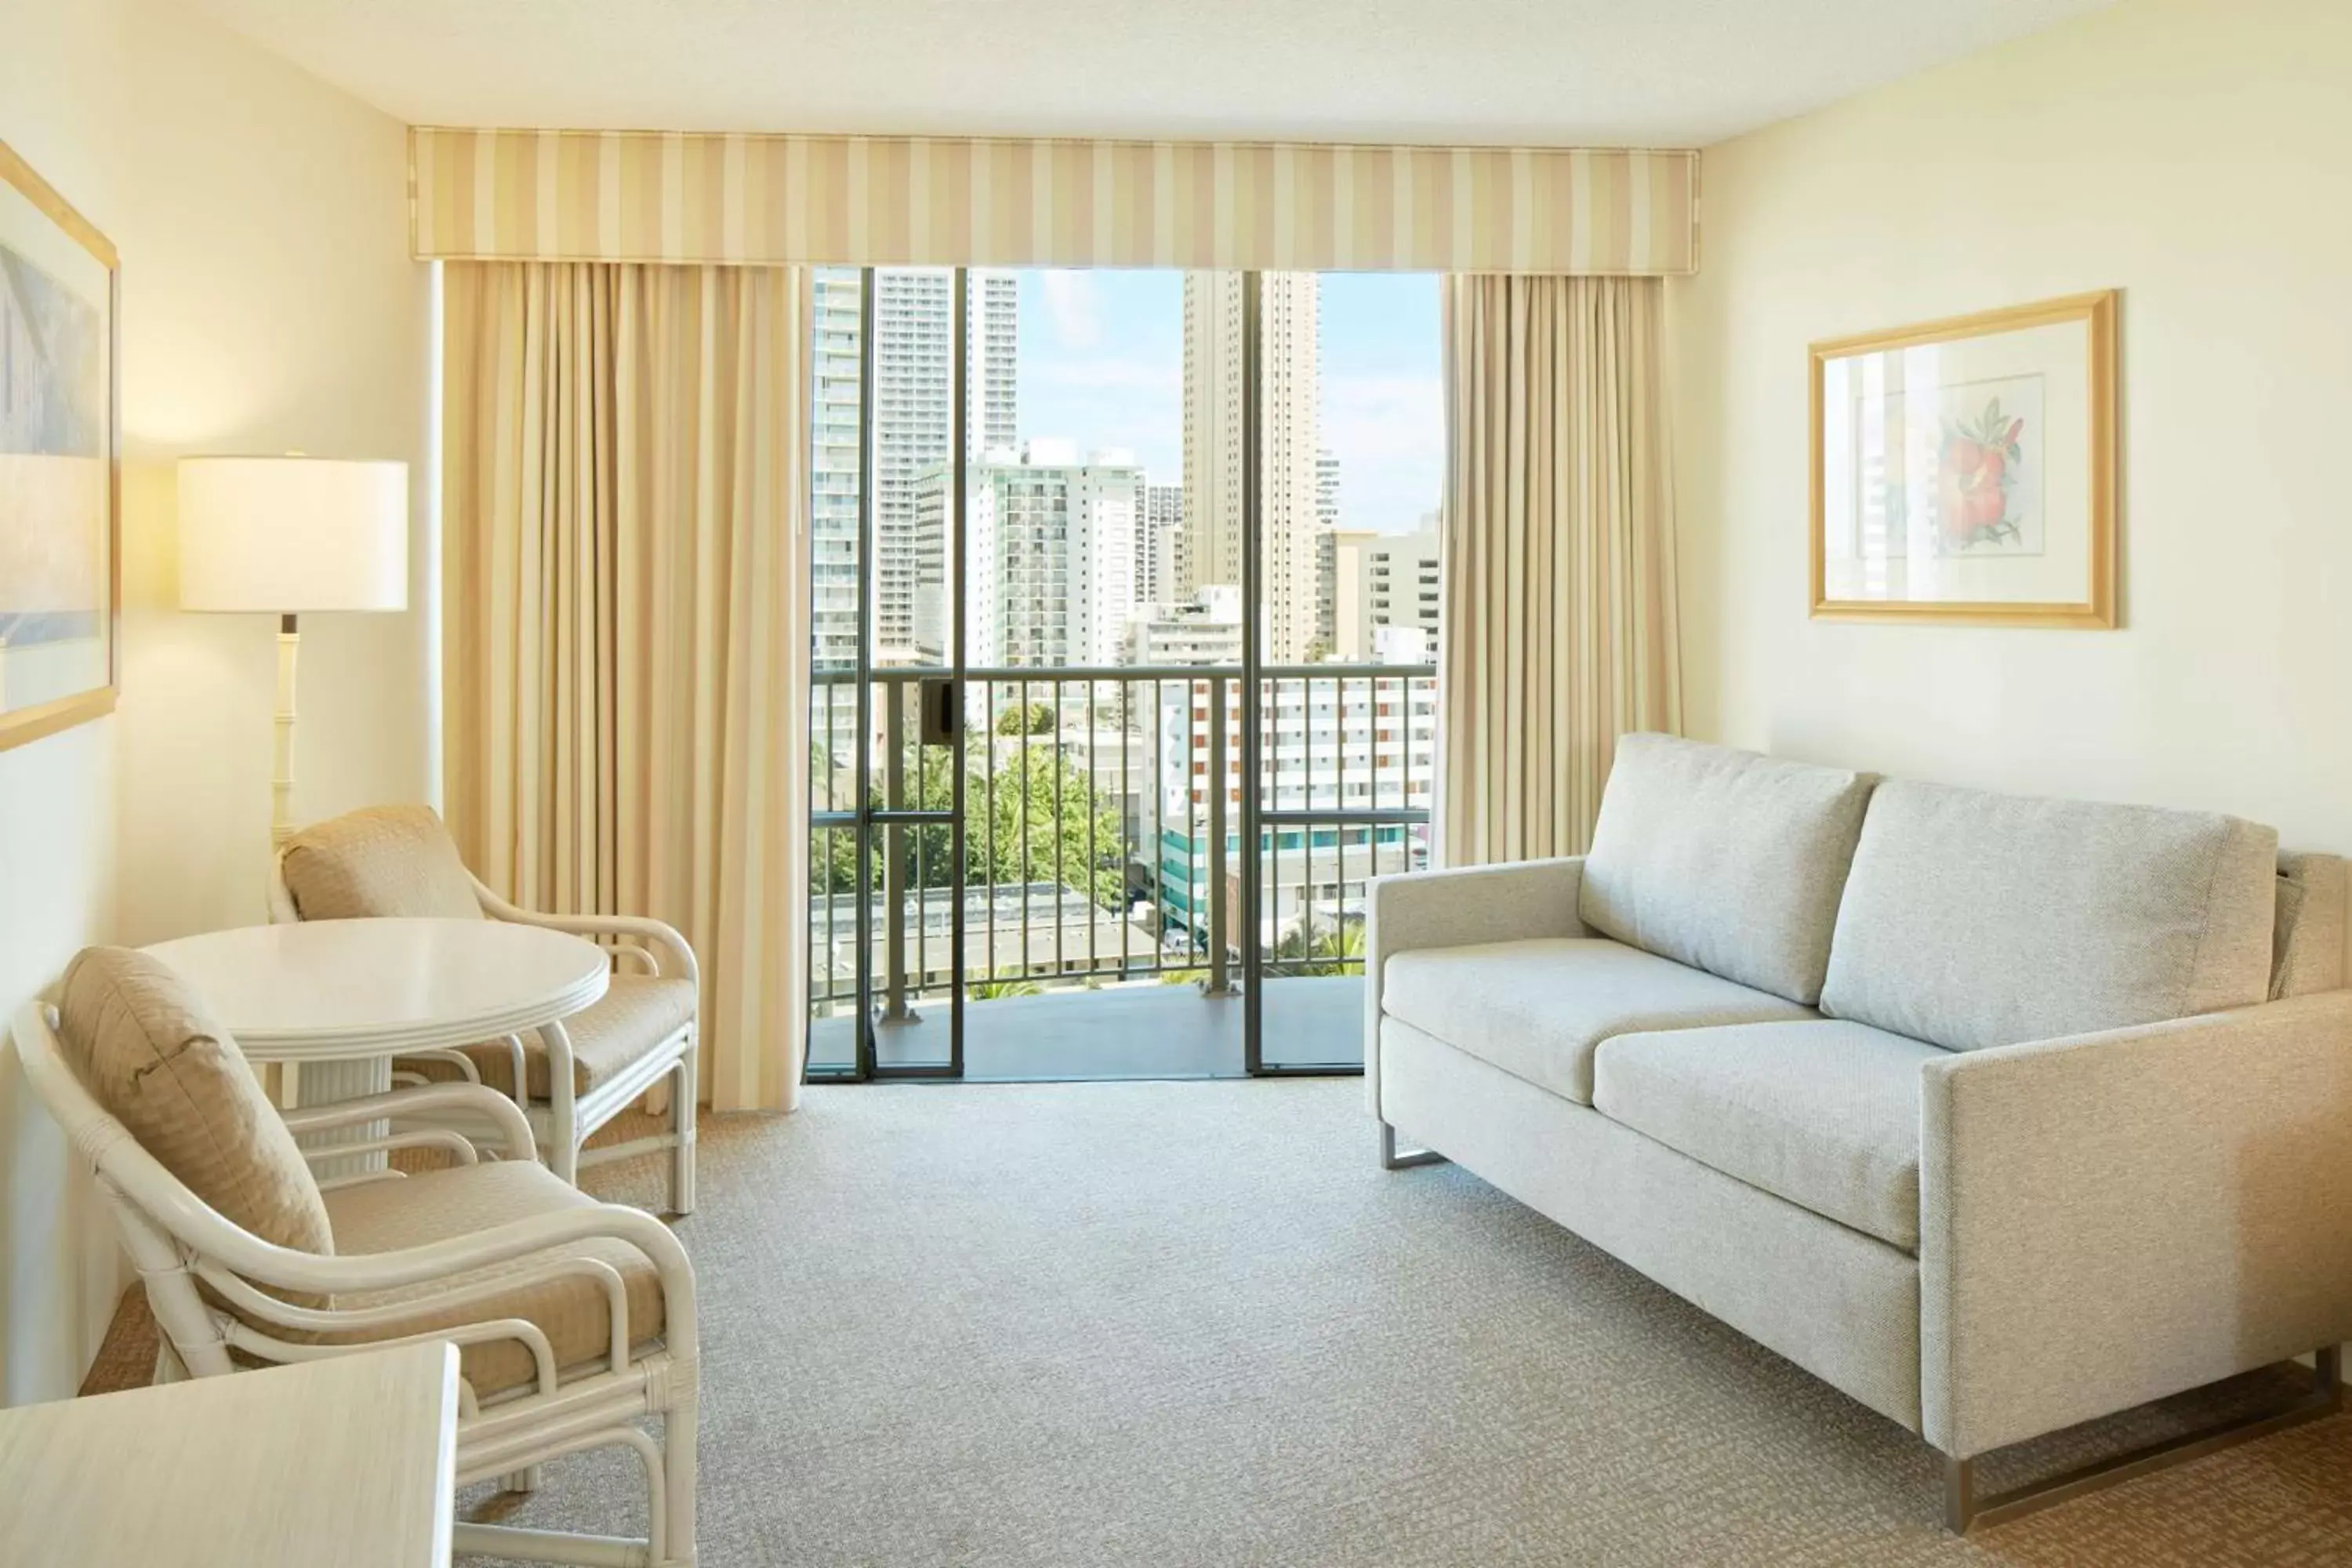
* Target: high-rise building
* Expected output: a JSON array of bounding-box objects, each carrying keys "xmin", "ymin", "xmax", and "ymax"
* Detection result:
[
  {"xmin": 914, "ymin": 441, "xmax": 1138, "ymax": 669},
  {"xmin": 871, "ymin": 270, "xmax": 1020, "ymax": 665},
  {"xmin": 1135, "ymin": 482, "xmax": 1184, "ymax": 608},
  {"xmin": 973, "ymin": 272, "xmax": 1018, "ymax": 456},
  {"xmin": 809, "ymin": 270, "xmax": 866, "ymax": 671},
  {"xmin": 804, "ymin": 270, "xmax": 1021, "ymax": 670},
  {"xmin": 1313, "ymin": 450, "xmax": 1342, "ymax": 655},
  {"xmin": 1180, "ymin": 272, "xmax": 1320, "ymax": 662},
  {"xmin": 1331, "ymin": 524, "xmax": 1442, "ymax": 662}
]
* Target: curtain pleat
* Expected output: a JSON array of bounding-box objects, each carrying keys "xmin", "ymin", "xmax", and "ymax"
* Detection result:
[
  {"xmin": 442, "ymin": 260, "xmax": 811, "ymax": 1112},
  {"xmin": 1439, "ymin": 275, "xmax": 1681, "ymax": 867}
]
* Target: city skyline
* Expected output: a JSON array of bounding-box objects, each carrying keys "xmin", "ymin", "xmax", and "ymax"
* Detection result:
[
  {"xmin": 812, "ymin": 266, "xmax": 1443, "ymax": 673},
  {"xmin": 1014, "ymin": 269, "xmax": 1441, "ymax": 538}
]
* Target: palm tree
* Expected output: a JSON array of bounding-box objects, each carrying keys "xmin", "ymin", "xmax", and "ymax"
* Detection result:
[
  {"xmin": 967, "ymin": 971, "xmax": 1044, "ymax": 1000},
  {"xmin": 1272, "ymin": 917, "xmax": 1364, "ymax": 977}
]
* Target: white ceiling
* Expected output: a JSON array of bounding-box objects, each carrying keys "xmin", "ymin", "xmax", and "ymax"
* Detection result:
[{"xmin": 174, "ymin": 0, "xmax": 2110, "ymax": 148}]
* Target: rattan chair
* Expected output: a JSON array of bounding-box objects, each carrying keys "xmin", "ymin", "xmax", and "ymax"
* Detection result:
[
  {"xmin": 267, "ymin": 806, "xmax": 699, "ymax": 1214},
  {"xmin": 13, "ymin": 985, "xmax": 701, "ymax": 1567}
]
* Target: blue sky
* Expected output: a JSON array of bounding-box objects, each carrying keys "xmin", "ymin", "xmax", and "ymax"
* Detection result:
[{"xmin": 1011, "ymin": 270, "xmax": 1443, "ymax": 536}]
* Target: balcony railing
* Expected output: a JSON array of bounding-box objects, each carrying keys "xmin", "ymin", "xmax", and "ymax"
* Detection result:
[{"xmin": 808, "ymin": 663, "xmax": 1435, "ymax": 1025}]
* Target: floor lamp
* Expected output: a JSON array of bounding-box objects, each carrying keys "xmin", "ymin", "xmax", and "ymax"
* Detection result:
[{"xmin": 176, "ymin": 455, "xmax": 409, "ymax": 853}]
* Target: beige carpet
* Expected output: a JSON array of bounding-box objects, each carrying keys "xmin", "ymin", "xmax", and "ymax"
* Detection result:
[{"xmin": 91, "ymin": 1080, "xmax": 2352, "ymax": 1564}]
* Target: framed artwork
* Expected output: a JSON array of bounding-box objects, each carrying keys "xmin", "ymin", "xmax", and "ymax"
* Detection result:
[
  {"xmin": 1810, "ymin": 289, "xmax": 2116, "ymax": 626},
  {"xmin": 0, "ymin": 136, "xmax": 119, "ymax": 753}
]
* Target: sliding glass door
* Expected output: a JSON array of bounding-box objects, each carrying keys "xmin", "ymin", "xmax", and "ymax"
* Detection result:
[{"xmin": 805, "ymin": 267, "xmax": 1439, "ymax": 1083}]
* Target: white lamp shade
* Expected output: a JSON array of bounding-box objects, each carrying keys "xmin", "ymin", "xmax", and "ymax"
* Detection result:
[{"xmin": 177, "ymin": 456, "xmax": 409, "ymax": 613}]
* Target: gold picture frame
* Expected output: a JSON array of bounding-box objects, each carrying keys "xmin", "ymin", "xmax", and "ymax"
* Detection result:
[
  {"xmin": 0, "ymin": 136, "xmax": 121, "ymax": 753},
  {"xmin": 1809, "ymin": 289, "xmax": 2116, "ymax": 627}
]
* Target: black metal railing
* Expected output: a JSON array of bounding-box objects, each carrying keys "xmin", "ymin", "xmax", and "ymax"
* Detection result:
[{"xmin": 808, "ymin": 664, "xmax": 1435, "ymax": 1020}]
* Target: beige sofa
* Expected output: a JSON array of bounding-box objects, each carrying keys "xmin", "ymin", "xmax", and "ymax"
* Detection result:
[{"xmin": 1366, "ymin": 734, "xmax": 2352, "ymax": 1530}]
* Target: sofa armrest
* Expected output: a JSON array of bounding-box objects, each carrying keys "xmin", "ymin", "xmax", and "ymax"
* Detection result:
[
  {"xmin": 1919, "ymin": 990, "xmax": 2352, "ymax": 1457},
  {"xmin": 1365, "ymin": 858, "xmax": 1589, "ymax": 1121}
]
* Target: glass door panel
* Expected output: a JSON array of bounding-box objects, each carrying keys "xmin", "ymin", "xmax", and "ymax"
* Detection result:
[
  {"xmin": 805, "ymin": 266, "xmax": 868, "ymax": 1076},
  {"xmin": 955, "ymin": 269, "xmax": 1239, "ymax": 1079},
  {"xmin": 1250, "ymin": 273, "xmax": 1443, "ymax": 1070}
]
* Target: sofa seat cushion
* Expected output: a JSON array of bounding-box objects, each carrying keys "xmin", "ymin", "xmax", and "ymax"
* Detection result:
[
  {"xmin": 1593, "ymin": 1020, "xmax": 1943, "ymax": 1251},
  {"xmin": 1381, "ymin": 937, "xmax": 1816, "ymax": 1105},
  {"xmin": 1820, "ymin": 779, "xmax": 2278, "ymax": 1053},
  {"xmin": 319, "ymin": 1159, "xmax": 665, "ymax": 1398},
  {"xmin": 1579, "ymin": 734, "xmax": 1875, "ymax": 1005}
]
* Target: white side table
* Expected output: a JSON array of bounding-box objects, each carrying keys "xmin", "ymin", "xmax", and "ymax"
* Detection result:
[
  {"xmin": 0, "ymin": 1342, "xmax": 461, "ymax": 1568},
  {"xmin": 143, "ymin": 917, "xmax": 608, "ymax": 1172}
]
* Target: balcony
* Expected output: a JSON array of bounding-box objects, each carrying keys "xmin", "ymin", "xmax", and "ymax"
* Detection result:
[{"xmin": 808, "ymin": 662, "xmax": 1435, "ymax": 1079}]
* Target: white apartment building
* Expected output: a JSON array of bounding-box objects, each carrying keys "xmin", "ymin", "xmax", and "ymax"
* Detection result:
[
  {"xmin": 1148, "ymin": 662, "xmax": 1437, "ymax": 943},
  {"xmin": 913, "ymin": 441, "xmax": 1138, "ymax": 669},
  {"xmin": 1181, "ymin": 271, "xmax": 1321, "ymax": 662},
  {"xmin": 1127, "ymin": 585, "xmax": 1242, "ymax": 667},
  {"xmin": 1135, "ymin": 481, "xmax": 1183, "ymax": 606},
  {"xmin": 809, "ymin": 270, "xmax": 865, "ymax": 671},
  {"xmin": 1330, "ymin": 524, "xmax": 1441, "ymax": 662},
  {"xmin": 812, "ymin": 269, "xmax": 1016, "ymax": 669}
]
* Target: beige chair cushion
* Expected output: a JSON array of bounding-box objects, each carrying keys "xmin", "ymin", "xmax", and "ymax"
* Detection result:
[
  {"xmin": 281, "ymin": 805, "xmax": 483, "ymax": 922},
  {"xmin": 405, "ymin": 975, "xmax": 697, "ymax": 1098},
  {"xmin": 319, "ymin": 1159, "xmax": 666, "ymax": 1397},
  {"xmin": 1381, "ymin": 935, "xmax": 1816, "ymax": 1105},
  {"xmin": 1593, "ymin": 1019, "xmax": 1940, "ymax": 1251},
  {"xmin": 56, "ymin": 947, "xmax": 334, "ymax": 1258}
]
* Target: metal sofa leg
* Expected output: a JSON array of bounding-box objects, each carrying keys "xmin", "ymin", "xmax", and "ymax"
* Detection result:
[
  {"xmin": 1942, "ymin": 1346, "xmax": 2343, "ymax": 1533},
  {"xmin": 1379, "ymin": 1122, "xmax": 1447, "ymax": 1171}
]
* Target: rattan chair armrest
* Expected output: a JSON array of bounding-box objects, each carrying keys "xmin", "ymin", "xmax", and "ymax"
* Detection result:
[
  {"xmin": 469, "ymin": 877, "xmax": 700, "ymax": 988},
  {"xmin": 279, "ymin": 1082, "xmax": 536, "ymax": 1162}
]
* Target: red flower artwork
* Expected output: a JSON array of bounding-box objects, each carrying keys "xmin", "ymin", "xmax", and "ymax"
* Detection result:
[{"xmin": 1937, "ymin": 398, "xmax": 2025, "ymax": 549}]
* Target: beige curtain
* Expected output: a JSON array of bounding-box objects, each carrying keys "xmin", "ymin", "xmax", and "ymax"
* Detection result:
[
  {"xmin": 1439, "ymin": 274, "xmax": 1682, "ymax": 866},
  {"xmin": 441, "ymin": 260, "xmax": 811, "ymax": 1112}
]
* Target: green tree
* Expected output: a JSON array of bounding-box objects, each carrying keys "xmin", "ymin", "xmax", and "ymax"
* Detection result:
[
  {"xmin": 993, "ymin": 701, "xmax": 1057, "ymax": 737},
  {"xmin": 807, "ymin": 738, "xmax": 1127, "ymax": 911},
  {"xmin": 808, "ymin": 743, "xmax": 876, "ymax": 895},
  {"xmin": 903, "ymin": 745, "xmax": 1127, "ymax": 908}
]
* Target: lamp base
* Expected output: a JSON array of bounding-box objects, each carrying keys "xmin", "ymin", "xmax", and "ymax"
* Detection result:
[{"xmin": 272, "ymin": 614, "xmax": 299, "ymax": 851}]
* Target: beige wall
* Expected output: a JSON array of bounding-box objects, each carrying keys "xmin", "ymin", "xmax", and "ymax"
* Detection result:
[
  {"xmin": 0, "ymin": 0, "xmax": 429, "ymax": 1403},
  {"xmin": 1671, "ymin": 0, "xmax": 2352, "ymax": 851}
]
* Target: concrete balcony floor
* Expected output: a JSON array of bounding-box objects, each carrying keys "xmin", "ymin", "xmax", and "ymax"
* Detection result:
[{"xmin": 807, "ymin": 973, "xmax": 1362, "ymax": 1080}]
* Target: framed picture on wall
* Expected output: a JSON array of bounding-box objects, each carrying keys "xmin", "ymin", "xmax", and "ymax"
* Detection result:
[
  {"xmin": 1810, "ymin": 289, "xmax": 2116, "ymax": 626},
  {"xmin": 0, "ymin": 136, "xmax": 119, "ymax": 754}
]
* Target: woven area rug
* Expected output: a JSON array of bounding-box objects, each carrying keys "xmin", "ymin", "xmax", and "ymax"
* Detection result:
[{"xmin": 87, "ymin": 1079, "xmax": 2352, "ymax": 1565}]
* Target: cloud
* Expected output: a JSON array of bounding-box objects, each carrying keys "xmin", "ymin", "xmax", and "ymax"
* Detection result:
[{"xmin": 1037, "ymin": 270, "xmax": 1102, "ymax": 350}]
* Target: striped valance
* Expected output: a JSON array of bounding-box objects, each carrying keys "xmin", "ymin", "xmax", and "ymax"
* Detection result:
[{"xmin": 410, "ymin": 128, "xmax": 1697, "ymax": 276}]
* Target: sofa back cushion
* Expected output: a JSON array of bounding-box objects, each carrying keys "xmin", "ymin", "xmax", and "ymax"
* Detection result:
[
  {"xmin": 1577, "ymin": 735, "xmax": 1875, "ymax": 1004},
  {"xmin": 1820, "ymin": 780, "xmax": 2278, "ymax": 1051},
  {"xmin": 281, "ymin": 804, "xmax": 482, "ymax": 922},
  {"xmin": 2272, "ymin": 851, "xmax": 2347, "ymax": 1000},
  {"xmin": 57, "ymin": 947, "xmax": 335, "ymax": 1257}
]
